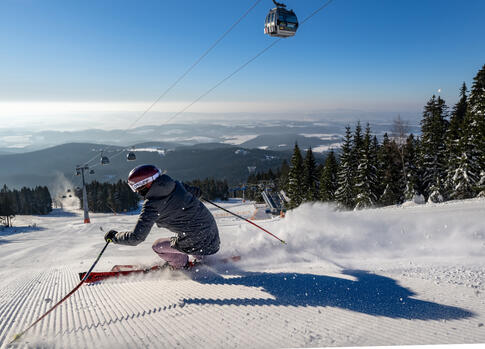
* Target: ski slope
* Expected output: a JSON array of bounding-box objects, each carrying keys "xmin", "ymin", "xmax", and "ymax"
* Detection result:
[{"xmin": 0, "ymin": 198, "xmax": 484, "ymax": 348}]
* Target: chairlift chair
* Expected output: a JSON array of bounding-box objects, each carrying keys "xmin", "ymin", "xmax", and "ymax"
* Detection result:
[{"xmin": 264, "ymin": 0, "xmax": 298, "ymax": 38}]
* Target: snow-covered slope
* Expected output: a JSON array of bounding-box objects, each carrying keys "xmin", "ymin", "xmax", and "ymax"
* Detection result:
[{"xmin": 1, "ymin": 198, "xmax": 484, "ymax": 348}]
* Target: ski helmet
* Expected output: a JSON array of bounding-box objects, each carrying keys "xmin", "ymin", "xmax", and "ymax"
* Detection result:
[{"xmin": 127, "ymin": 164, "xmax": 161, "ymax": 192}]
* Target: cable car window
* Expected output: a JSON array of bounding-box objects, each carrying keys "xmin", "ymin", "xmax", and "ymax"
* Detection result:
[{"xmin": 280, "ymin": 13, "xmax": 297, "ymax": 23}]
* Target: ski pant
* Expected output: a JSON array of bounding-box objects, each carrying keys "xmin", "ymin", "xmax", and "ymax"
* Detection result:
[{"xmin": 152, "ymin": 238, "xmax": 204, "ymax": 268}]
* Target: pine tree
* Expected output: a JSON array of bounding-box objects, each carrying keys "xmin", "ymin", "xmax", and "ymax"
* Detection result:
[
  {"xmin": 477, "ymin": 170, "xmax": 485, "ymax": 197},
  {"xmin": 303, "ymin": 147, "xmax": 318, "ymax": 202},
  {"xmin": 0, "ymin": 185, "xmax": 15, "ymax": 226},
  {"xmin": 445, "ymin": 83, "xmax": 468, "ymax": 196},
  {"xmin": 319, "ymin": 150, "xmax": 338, "ymax": 202},
  {"xmin": 449, "ymin": 66, "xmax": 485, "ymax": 199},
  {"xmin": 466, "ymin": 64, "xmax": 485, "ymax": 195},
  {"xmin": 335, "ymin": 126, "xmax": 355, "ymax": 209},
  {"xmin": 451, "ymin": 152, "xmax": 477, "ymax": 199},
  {"xmin": 369, "ymin": 135, "xmax": 381, "ymax": 200},
  {"xmin": 351, "ymin": 121, "xmax": 363, "ymax": 197},
  {"xmin": 419, "ymin": 95, "xmax": 449, "ymax": 198},
  {"xmin": 286, "ymin": 143, "xmax": 305, "ymax": 208},
  {"xmin": 403, "ymin": 134, "xmax": 422, "ymax": 201},
  {"xmin": 354, "ymin": 124, "xmax": 378, "ymax": 209},
  {"xmin": 428, "ymin": 176, "xmax": 444, "ymax": 203},
  {"xmin": 378, "ymin": 134, "xmax": 404, "ymax": 205},
  {"xmin": 279, "ymin": 159, "xmax": 290, "ymax": 192}
]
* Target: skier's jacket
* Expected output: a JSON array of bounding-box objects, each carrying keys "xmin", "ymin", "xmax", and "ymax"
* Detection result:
[{"xmin": 112, "ymin": 174, "xmax": 220, "ymax": 255}]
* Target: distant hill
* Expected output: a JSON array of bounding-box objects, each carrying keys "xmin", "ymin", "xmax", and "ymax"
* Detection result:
[
  {"xmin": 0, "ymin": 120, "xmax": 419, "ymax": 154},
  {"xmin": 0, "ymin": 142, "xmax": 328, "ymax": 191}
]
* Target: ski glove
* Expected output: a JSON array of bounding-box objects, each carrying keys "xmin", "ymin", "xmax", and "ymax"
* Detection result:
[{"xmin": 104, "ymin": 230, "xmax": 117, "ymax": 243}]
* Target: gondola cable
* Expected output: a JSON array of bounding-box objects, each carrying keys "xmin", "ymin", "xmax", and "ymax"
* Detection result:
[
  {"xmin": 85, "ymin": 0, "xmax": 333, "ymax": 173},
  {"xmin": 82, "ymin": 0, "xmax": 263, "ymax": 168},
  {"xmin": 93, "ymin": 0, "xmax": 336, "ymax": 169}
]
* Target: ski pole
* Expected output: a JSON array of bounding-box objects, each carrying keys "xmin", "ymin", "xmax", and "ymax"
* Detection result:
[
  {"xmin": 201, "ymin": 198, "xmax": 287, "ymax": 245},
  {"xmin": 9, "ymin": 240, "xmax": 111, "ymax": 345}
]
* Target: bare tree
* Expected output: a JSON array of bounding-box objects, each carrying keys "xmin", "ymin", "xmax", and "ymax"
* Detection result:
[{"xmin": 391, "ymin": 114, "xmax": 409, "ymax": 147}]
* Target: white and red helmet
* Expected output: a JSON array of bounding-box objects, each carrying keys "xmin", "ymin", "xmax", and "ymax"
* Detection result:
[{"xmin": 127, "ymin": 165, "xmax": 161, "ymax": 192}]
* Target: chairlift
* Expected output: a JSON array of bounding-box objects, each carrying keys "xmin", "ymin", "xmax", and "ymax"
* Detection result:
[
  {"xmin": 264, "ymin": 0, "xmax": 298, "ymax": 38},
  {"xmin": 89, "ymin": 169, "xmax": 95, "ymax": 174},
  {"xmin": 127, "ymin": 152, "xmax": 136, "ymax": 161},
  {"xmin": 67, "ymin": 189, "xmax": 71, "ymax": 192}
]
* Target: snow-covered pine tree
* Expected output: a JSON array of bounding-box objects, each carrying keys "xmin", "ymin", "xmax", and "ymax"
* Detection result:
[
  {"xmin": 303, "ymin": 147, "xmax": 318, "ymax": 202},
  {"xmin": 477, "ymin": 170, "xmax": 485, "ymax": 198},
  {"xmin": 403, "ymin": 134, "xmax": 422, "ymax": 201},
  {"xmin": 286, "ymin": 143, "xmax": 305, "ymax": 209},
  {"xmin": 451, "ymin": 152, "xmax": 477, "ymax": 199},
  {"xmin": 335, "ymin": 126, "xmax": 355, "ymax": 209},
  {"xmin": 351, "ymin": 121, "xmax": 363, "ymax": 197},
  {"xmin": 467, "ymin": 64, "xmax": 485, "ymax": 186},
  {"xmin": 354, "ymin": 124, "xmax": 378, "ymax": 210},
  {"xmin": 378, "ymin": 133, "xmax": 404, "ymax": 206},
  {"xmin": 419, "ymin": 95, "xmax": 449, "ymax": 198},
  {"xmin": 445, "ymin": 83, "xmax": 468, "ymax": 196},
  {"xmin": 369, "ymin": 135, "xmax": 381, "ymax": 200},
  {"xmin": 450, "ymin": 65, "xmax": 485, "ymax": 199},
  {"xmin": 319, "ymin": 149, "xmax": 338, "ymax": 202},
  {"xmin": 428, "ymin": 176, "xmax": 444, "ymax": 203}
]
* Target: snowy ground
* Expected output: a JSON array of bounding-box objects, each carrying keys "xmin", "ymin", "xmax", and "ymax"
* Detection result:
[{"xmin": 1, "ymin": 198, "xmax": 485, "ymax": 348}]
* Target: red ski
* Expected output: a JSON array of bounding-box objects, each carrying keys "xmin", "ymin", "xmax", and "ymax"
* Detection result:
[
  {"xmin": 79, "ymin": 264, "xmax": 166, "ymax": 283},
  {"xmin": 79, "ymin": 256, "xmax": 242, "ymax": 284}
]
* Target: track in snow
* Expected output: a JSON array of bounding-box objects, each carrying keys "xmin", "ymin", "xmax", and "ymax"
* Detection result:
[{"xmin": 1, "ymin": 262, "xmax": 484, "ymax": 349}]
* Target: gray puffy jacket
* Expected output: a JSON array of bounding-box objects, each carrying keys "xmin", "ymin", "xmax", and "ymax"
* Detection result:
[{"xmin": 112, "ymin": 174, "xmax": 220, "ymax": 255}]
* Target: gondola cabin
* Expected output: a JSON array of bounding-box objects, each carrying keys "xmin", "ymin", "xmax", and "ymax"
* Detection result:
[
  {"xmin": 127, "ymin": 152, "xmax": 136, "ymax": 161},
  {"xmin": 101, "ymin": 156, "xmax": 110, "ymax": 165},
  {"xmin": 264, "ymin": 7, "xmax": 298, "ymax": 38}
]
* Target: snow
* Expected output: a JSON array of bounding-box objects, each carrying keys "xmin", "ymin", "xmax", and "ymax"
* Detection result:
[
  {"xmin": 221, "ymin": 134, "xmax": 258, "ymax": 145},
  {"xmin": 299, "ymin": 133, "xmax": 341, "ymax": 140},
  {"xmin": 313, "ymin": 142, "xmax": 343, "ymax": 153},
  {"xmin": 1, "ymin": 198, "xmax": 485, "ymax": 348},
  {"xmin": 130, "ymin": 148, "xmax": 167, "ymax": 156}
]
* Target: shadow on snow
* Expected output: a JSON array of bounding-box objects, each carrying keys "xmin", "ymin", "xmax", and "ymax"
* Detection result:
[
  {"xmin": 186, "ymin": 265, "xmax": 474, "ymax": 321},
  {"xmin": 0, "ymin": 225, "xmax": 45, "ymax": 237}
]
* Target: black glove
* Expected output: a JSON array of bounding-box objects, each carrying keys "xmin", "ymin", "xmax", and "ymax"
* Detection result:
[{"xmin": 104, "ymin": 230, "xmax": 117, "ymax": 243}]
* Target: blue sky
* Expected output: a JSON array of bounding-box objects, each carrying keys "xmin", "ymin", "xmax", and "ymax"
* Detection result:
[{"xmin": 0, "ymin": 0, "xmax": 484, "ymax": 129}]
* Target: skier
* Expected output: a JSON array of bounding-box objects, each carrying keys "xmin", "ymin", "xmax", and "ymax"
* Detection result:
[{"xmin": 104, "ymin": 164, "xmax": 220, "ymax": 269}]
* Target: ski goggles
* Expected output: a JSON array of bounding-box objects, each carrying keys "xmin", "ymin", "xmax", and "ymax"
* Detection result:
[{"xmin": 128, "ymin": 171, "xmax": 160, "ymax": 192}]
